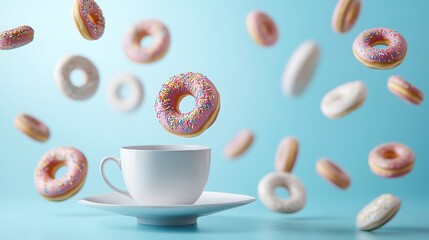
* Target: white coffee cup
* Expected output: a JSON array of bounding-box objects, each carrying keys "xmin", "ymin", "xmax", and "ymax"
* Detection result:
[{"xmin": 100, "ymin": 145, "xmax": 210, "ymax": 205}]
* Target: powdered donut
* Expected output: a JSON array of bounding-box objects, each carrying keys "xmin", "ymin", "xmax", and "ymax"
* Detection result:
[
  {"xmin": 356, "ymin": 194, "xmax": 401, "ymax": 231},
  {"xmin": 282, "ymin": 40, "xmax": 321, "ymax": 97},
  {"xmin": 321, "ymin": 81, "xmax": 367, "ymax": 119},
  {"xmin": 258, "ymin": 171, "xmax": 306, "ymax": 213},
  {"xmin": 106, "ymin": 73, "xmax": 144, "ymax": 112},
  {"xmin": 55, "ymin": 55, "xmax": 99, "ymax": 100}
]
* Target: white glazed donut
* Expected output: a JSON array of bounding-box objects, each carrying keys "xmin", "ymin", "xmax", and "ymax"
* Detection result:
[
  {"xmin": 106, "ymin": 74, "xmax": 144, "ymax": 112},
  {"xmin": 55, "ymin": 55, "xmax": 99, "ymax": 100},
  {"xmin": 282, "ymin": 40, "xmax": 321, "ymax": 97},
  {"xmin": 258, "ymin": 171, "xmax": 306, "ymax": 213},
  {"xmin": 321, "ymin": 81, "xmax": 367, "ymax": 119}
]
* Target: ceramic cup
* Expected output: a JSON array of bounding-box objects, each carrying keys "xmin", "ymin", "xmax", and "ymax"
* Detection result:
[{"xmin": 100, "ymin": 145, "xmax": 210, "ymax": 205}]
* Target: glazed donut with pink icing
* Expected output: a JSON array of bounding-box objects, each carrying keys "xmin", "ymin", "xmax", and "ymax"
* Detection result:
[
  {"xmin": 224, "ymin": 130, "xmax": 254, "ymax": 159},
  {"xmin": 388, "ymin": 76, "xmax": 424, "ymax": 105},
  {"xmin": 0, "ymin": 25, "xmax": 34, "ymax": 50},
  {"xmin": 353, "ymin": 27, "xmax": 407, "ymax": 69},
  {"xmin": 72, "ymin": 0, "xmax": 105, "ymax": 40},
  {"xmin": 331, "ymin": 0, "xmax": 361, "ymax": 33},
  {"xmin": 369, "ymin": 142, "xmax": 415, "ymax": 178},
  {"xmin": 124, "ymin": 20, "xmax": 170, "ymax": 63},
  {"xmin": 155, "ymin": 72, "xmax": 220, "ymax": 137},
  {"xmin": 246, "ymin": 11, "xmax": 278, "ymax": 46},
  {"xmin": 35, "ymin": 147, "xmax": 88, "ymax": 201}
]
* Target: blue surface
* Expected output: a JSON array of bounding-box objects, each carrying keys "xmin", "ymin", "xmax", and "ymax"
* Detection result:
[{"xmin": 1, "ymin": 0, "xmax": 429, "ymax": 239}]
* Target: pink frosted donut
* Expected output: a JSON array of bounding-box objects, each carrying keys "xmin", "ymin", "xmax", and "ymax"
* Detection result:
[
  {"xmin": 246, "ymin": 11, "xmax": 278, "ymax": 46},
  {"xmin": 72, "ymin": 0, "xmax": 105, "ymax": 40},
  {"xmin": 124, "ymin": 20, "xmax": 170, "ymax": 63},
  {"xmin": 34, "ymin": 147, "xmax": 88, "ymax": 201},
  {"xmin": 388, "ymin": 76, "xmax": 424, "ymax": 105},
  {"xmin": 155, "ymin": 72, "xmax": 220, "ymax": 137},
  {"xmin": 224, "ymin": 130, "xmax": 255, "ymax": 159},
  {"xmin": 352, "ymin": 27, "xmax": 407, "ymax": 69},
  {"xmin": 331, "ymin": 0, "xmax": 361, "ymax": 33},
  {"xmin": 368, "ymin": 143, "xmax": 414, "ymax": 178},
  {"xmin": 0, "ymin": 25, "xmax": 34, "ymax": 50}
]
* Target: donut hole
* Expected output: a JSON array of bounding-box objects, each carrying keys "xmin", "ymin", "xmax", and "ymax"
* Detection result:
[
  {"xmin": 262, "ymin": 21, "xmax": 274, "ymax": 35},
  {"xmin": 88, "ymin": 13, "xmax": 100, "ymax": 25},
  {"xmin": 118, "ymin": 84, "xmax": 131, "ymax": 100},
  {"xmin": 177, "ymin": 94, "xmax": 196, "ymax": 114},
  {"xmin": 140, "ymin": 35, "xmax": 154, "ymax": 48},
  {"xmin": 275, "ymin": 187, "xmax": 290, "ymax": 199},
  {"xmin": 371, "ymin": 40, "xmax": 390, "ymax": 50},
  {"xmin": 70, "ymin": 70, "xmax": 86, "ymax": 87},
  {"xmin": 383, "ymin": 150, "xmax": 398, "ymax": 159},
  {"xmin": 54, "ymin": 165, "xmax": 68, "ymax": 179}
]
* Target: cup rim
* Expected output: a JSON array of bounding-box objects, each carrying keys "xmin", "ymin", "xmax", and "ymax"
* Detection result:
[{"xmin": 121, "ymin": 145, "xmax": 210, "ymax": 152}]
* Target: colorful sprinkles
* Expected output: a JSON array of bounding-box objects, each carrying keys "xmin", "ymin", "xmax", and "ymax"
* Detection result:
[
  {"xmin": 154, "ymin": 72, "xmax": 219, "ymax": 136},
  {"xmin": 34, "ymin": 147, "xmax": 88, "ymax": 201},
  {"xmin": 353, "ymin": 27, "xmax": 407, "ymax": 66},
  {"xmin": 77, "ymin": 0, "xmax": 105, "ymax": 40},
  {"xmin": 0, "ymin": 25, "xmax": 34, "ymax": 50},
  {"xmin": 356, "ymin": 194, "xmax": 401, "ymax": 231}
]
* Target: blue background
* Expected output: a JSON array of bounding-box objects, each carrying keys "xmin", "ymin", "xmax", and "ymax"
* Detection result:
[{"xmin": 1, "ymin": 0, "xmax": 429, "ymax": 239}]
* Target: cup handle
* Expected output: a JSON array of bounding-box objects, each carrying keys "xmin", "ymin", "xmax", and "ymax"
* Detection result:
[{"xmin": 100, "ymin": 156, "xmax": 129, "ymax": 195}]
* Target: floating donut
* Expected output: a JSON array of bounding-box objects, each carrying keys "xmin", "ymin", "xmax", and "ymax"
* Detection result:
[
  {"xmin": 282, "ymin": 40, "xmax": 321, "ymax": 97},
  {"xmin": 356, "ymin": 194, "xmax": 401, "ymax": 231},
  {"xmin": 353, "ymin": 27, "xmax": 407, "ymax": 69},
  {"xmin": 55, "ymin": 55, "xmax": 99, "ymax": 100},
  {"xmin": 34, "ymin": 147, "xmax": 88, "ymax": 201},
  {"xmin": 0, "ymin": 25, "xmax": 34, "ymax": 50},
  {"xmin": 258, "ymin": 171, "xmax": 306, "ymax": 213},
  {"xmin": 321, "ymin": 81, "xmax": 367, "ymax": 119},
  {"xmin": 368, "ymin": 142, "xmax": 415, "ymax": 178},
  {"xmin": 275, "ymin": 136, "xmax": 299, "ymax": 172},
  {"xmin": 72, "ymin": 0, "xmax": 105, "ymax": 40},
  {"xmin": 14, "ymin": 114, "xmax": 50, "ymax": 142},
  {"xmin": 316, "ymin": 158, "xmax": 351, "ymax": 189},
  {"xmin": 124, "ymin": 19, "xmax": 170, "ymax": 63},
  {"xmin": 388, "ymin": 76, "xmax": 424, "ymax": 105},
  {"xmin": 154, "ymin": 72, "xmax": 220, "ymax": 137},
  {"xmin": 224, "ymin": 130, "xmax": 254, "ymax": 159},
  {"xmin": 106, "ymin": 73, "xmax": 144, "ymax": 112},
  {"xmin": 331, "ymin": 0, "xmax": 361, "ymax": 33},
  {"xmin": 246, "ymin": 11, "xmax": 278, "ymax": 46}
]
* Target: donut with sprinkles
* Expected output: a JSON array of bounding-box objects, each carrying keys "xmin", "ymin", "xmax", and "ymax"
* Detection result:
[
  {"xmin": 34, "ymin": 147, "xmax": 88, "ymax": 201},
  {"xmin": 154, "ymin": 72, "xmax": 220, "ymax": 137},
  {"xmin": 72, "ymin": 0, "xmax": 105, "ymax": 40},
  {"xmin": 352, "ymin": 27, "xmax": 407, "ymax": 70}
]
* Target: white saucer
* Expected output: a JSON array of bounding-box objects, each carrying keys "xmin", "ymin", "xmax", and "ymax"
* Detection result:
[{"xmin": 79, "ymin": 191, "xmax": 255, "ymax": 226}]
